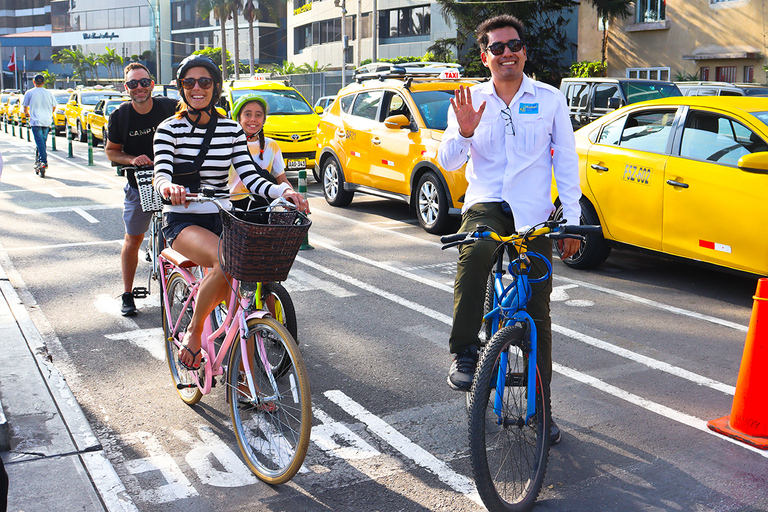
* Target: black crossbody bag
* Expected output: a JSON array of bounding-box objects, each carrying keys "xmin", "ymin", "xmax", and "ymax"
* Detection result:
[{"xmin": 171, "ymin": 115, "xmax": 218, "ymax": 193}]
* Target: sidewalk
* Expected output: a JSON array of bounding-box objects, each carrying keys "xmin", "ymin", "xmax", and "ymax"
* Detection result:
[{"xmin": 0, "ymin": 261, "xmax": 138, "ymax": 512}]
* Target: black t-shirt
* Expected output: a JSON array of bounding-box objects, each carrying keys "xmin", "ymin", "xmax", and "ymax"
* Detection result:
[{"xmin": 107, "ymin": 96, "xmax": 177, "ymax": 188}]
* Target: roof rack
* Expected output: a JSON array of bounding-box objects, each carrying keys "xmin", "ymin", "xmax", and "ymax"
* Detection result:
[{"xmin": 354, "ymin": 61, "xmax": 464, "ymax": 82}]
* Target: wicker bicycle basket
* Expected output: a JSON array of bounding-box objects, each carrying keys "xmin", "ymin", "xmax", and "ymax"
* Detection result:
[{"xmin": 219, "ymin": 208, "xmax": 311, "ymax": 282}]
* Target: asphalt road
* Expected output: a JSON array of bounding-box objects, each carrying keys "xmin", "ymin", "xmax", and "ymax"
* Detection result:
[{"xmin": 0, "ymin": 129, "xmax": 766, "ymax": 512}]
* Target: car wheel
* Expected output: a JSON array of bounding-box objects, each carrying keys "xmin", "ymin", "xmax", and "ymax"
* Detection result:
[
  {"xmin": 312, "ymin": 166, "xmax": 321, "ymax": 183},
  {"xmin": 77, "ymin": 120, "xmax": 86, "ymax": 142},
  {"xmin": 322, "ymin": 155, "xmax": 354, "ymax": 207},
  {"xmin": 416, "ymin": 171, "xmax": 453, "ymax": 234},
  {"xmin": 553, "ymin": 197, "xmax": 611, "ymax": 269}
]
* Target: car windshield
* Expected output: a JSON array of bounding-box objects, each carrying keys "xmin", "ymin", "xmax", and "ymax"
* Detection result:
[
  {"xmin": 231, "ymin": 89, "xmax": 312, "ymax": 115},
  {"xmin": 105, "ymin": 101, "xmax": 124, "ymax": 115},
  {"xmin": 742, "ymin": 87, "xmax": 768, "ymax": 96},
  {"xmin": 55, "ymin": 94, "xmax": 69, "ymax": 104},
  {"xmin": 411, "ymin": 90, "xmax": 455, "ymax": 130},
  {"xmin": 621, "ymin": 82, "xmax": 682, "ymax": 104},
  {"xmin": 750, "ymin": 112, "xmax": 768, "ymax": 128},
  {"xmin": 81, "ymin": 92, "xmax": 121, "ymax": 105}
]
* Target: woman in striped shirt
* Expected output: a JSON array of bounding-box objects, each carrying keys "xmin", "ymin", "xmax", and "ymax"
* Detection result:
[{"xmin": 154, "ymin": 55, "xmax": 308, "ymax": 371}]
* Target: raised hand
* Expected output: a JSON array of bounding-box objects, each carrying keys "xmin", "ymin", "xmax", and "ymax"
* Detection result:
[{"xmin": 450, "ymin": 85, "xmax": 486, "ymax": 138}]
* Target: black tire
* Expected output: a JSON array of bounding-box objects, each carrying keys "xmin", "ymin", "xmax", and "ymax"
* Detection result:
[
  {"xmin": 553, "ymin": 197, "xmax": 610, "ymax": 269},
  {"xmin": 162, "ymin": 272, "xmax": 203, "ymax": 405},
  {"xmin": 415, "ymin": 171, "xmax": 453, "ymax": 234},
  {"xmin": 228, "ymin": 317, "xmax": 311, "ymax": 484},
  {"xmin": 322, "ymin": 155, "xmax": 354, "ymax": 207},
  {"xmin": 469, "ymin": 324, "xmax": 550, "ymax": 512},
  {"xmin": 312, "ymin": 165, "xmax": 321, "ymax": 183},
  {"xmin": 481, "ymin": 271, "xmax": 496, "ymax": 345}
]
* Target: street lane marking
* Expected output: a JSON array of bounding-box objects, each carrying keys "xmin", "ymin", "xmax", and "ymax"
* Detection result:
[
  {"xmin": 15, "ymin": 203, "xmax": 122, "ymax": 214},
  {"xmin": 285, "ymin": 268, "xmax": 356, "ymax": 297},
  {"xmin": 123, "ymin": 431, "xmax": 198, "ymax": 502},
  {"xmin": 105, "ymin": 328, "xmax": 165, "ymax": 361},
  {"xmin": 73, "ymin": 206, "xmax": 99, "ymax": 223},
  {"xmin": 5, "ymin": 239, "xmax": 124, "ymax": 251},
  {"xmin": 325, "ymin": 390, "xmax": 483, "ymax": 506},
  {"xmin": 554, "ymin": 275, "xmax": 748, "ymax": 332},
  {"xmin": 554, "ymin": 363, "xmax": 768, "ymax": 458}
]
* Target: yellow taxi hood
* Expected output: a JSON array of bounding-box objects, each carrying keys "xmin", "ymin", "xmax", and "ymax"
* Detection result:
[{"xmin": 264, "ymin": 114, "xmax": 320, "ymax": 133}]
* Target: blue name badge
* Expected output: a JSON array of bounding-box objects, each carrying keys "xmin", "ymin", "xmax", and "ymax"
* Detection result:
[{"xmin": 519, "ymin": 103, "xmax": 539, "ymax": 114}]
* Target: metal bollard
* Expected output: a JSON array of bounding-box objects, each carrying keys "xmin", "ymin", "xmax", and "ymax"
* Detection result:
[
  {"xmin": 87, "ymin": 125, "xmax": 94, "ymax": 166},
  {"xmin": 19, "ymin": 119, "xmax": 23, "ymax": 139},
  {"xmin": 67, "ymin": 129, "xmax": 74, "ymax": 158},
  {"xmin": 50, "ymin": 121, "xmax": 57, "ymax": 152},
  {"xmin": 26, "ymin": 121, "xmax": 31, "ymax": 142},
  {"xmin": 11, "ymin": 119, "xmax": 15, "ymax": 137},
  {"xmin": 298, "ymin": 169, "xmax": 314, "ymax": 250},
  {"xmin": 3, "ymin": 116, "xmax": 6, "ymax": 133}
]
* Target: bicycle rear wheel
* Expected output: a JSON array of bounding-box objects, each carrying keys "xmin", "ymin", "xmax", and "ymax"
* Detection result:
[
  {"xmin": 228, "ymin": 317, "xmax": 311, "ymax": 484},
  {"xmin": 469, "ymin": 324, "xmax": 550, "ymax": 512},
  {"xmin": 162, "ymin": 272, "xmax": 203, "ymax": 405}
]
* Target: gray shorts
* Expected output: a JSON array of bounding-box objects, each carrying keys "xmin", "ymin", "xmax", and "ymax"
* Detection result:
[{"xmin": 123, "ymin": 183, "xmax": 153, "ymax": 236}]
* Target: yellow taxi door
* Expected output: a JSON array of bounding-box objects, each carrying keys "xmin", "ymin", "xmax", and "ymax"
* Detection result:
[
  {"xmin": 584, "ymin": 108, "xmax": 677, "ymax": 250},
  {"xmin": 367, "ymin": 91, "xmax": 418, "ymax": 195},
  {"xmin": 662, "ymin": 109, "xmax": 768, "ymax": 274},
  {"xmin": 341, "ymin": 90, "xmax": 385, "ymax": 187}
]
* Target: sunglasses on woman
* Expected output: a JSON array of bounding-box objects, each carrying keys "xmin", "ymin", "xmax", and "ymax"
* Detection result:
[
  {"xmin": 125, "ymin": 78, "xmax": 152, "ymax": 89},
  {"xmin": 486, "ymin": 39, "xmax": 525, "ymax": 56},
  {"xmin": 180, "ymin": 77, "xmax": 214, "ymax": 90}
]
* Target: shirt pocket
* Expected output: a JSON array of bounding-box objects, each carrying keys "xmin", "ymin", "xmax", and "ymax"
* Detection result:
[
  {"xmin": 516, "ymin": 116, "xmax": 550, "ymax": 154},
  {"xmin": 474, "ymin": 118, "xmax": 502, "ymax": 156}
]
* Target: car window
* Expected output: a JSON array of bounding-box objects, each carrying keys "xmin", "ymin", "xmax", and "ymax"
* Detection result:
[
  {"xmin": 565, "ymin": 83, "xmax": 589, "ymax": 108},
  {"xmin": 230, "ymin": 88, "xmax": 312, "ymax": 115},
  {"xmin": 339, "ymin": 94, "xmax": 354, "ymax": 113},
  {"xmin": 81, "ymin": 92, "xmax": 121, "ymax": 105},
  {"xmin": 410, "ymin": 90, "xmax": 454, "ymax": 130},
  {"xmin": 593, "ymin": 84, "xmax": 620, "ymax": 109},
  {"xmin": 597, "ymin": 115, "xmax": 626, "ymax": 145},
  {"xmin": 350, "ymin": 91, "xmax": 383, "ymax": 120},
  {"xmin": 384, "ymin": 92, "xmax": 411, "ymax": 119},
  {"xmin": 680, "ymin": 111, "xmax": 767, "ymax": 165},
  {"xmin": 742, "ymin": 87, "xmax": 768, "ymax": 96},
  {"xmin": 721, "ymin": 90, "xmax": 742, "ymax": 96},
  {"xmin": 54, "ymin": 94, "xmax": 69, "ymax": 104},
  {"xmin": 618, "ymin": 109, "xmax": 676, "ymax": 152},
  {"xmin": 621, "ymin": 82, "xmax": 681, "ymax": 103}
]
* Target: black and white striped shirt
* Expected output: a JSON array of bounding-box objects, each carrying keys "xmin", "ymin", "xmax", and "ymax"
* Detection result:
[{"xmin": 153, "ymin": 115, "xmax": 289, "ymax": 214}]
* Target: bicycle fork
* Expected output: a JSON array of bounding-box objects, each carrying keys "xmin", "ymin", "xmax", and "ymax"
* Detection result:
[{"xmin": 237, "ymin": 309, "xmax": 281, "ymax": 407}]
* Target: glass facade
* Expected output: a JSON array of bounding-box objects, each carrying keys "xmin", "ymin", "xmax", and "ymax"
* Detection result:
[{"xmin": 378, "ymin": 5, "xmax": 430, "ymax": 39}]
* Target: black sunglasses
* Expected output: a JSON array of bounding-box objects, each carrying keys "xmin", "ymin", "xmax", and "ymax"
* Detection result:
[
  {"xmin": 486, "ymin": 39, "xmax": 525, "ymax": 56},
  {"xmin": 125, "ymin": 78, "xmax": 152, "ymax": 89},
  {"xmin": 180, "ymin": 77, "xmax": 214, "ymax": 90}
]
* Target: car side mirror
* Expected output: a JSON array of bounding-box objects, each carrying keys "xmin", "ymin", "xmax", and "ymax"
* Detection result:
[
  {"xmin": 608, "ymin": 97, "xmax": 621, "ymax": 110},
  {"xmin": 94, "ymin": 109, "xmax": 103, "ymax": 115},
  {"xmin": 384, "ymin": 114, "xmax": 411, "ymax": 130},
  {"xmin": 315, "ymin": 105, "xmax": 324, "ymax": 114},
  {"xmin": 738, "ymin": 151, "xmax": 768, "ymax": 174}
]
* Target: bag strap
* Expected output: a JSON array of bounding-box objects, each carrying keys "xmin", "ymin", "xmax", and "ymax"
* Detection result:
[{"xmin": 193, "ymin": 114, "xmax": 218, "ymax": 169}]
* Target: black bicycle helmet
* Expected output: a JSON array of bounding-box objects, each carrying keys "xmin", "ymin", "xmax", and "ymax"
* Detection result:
[{"xmin": 176, "ymin": 54, "xmax": 223, "ymax": 118}]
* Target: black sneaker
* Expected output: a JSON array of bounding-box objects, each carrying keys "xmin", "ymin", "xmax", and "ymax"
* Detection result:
[
  {"xmin": 447, "ymin": 345, "xmax": 478, "ymax": 391},
  {"xmin": 121, "ymin": 292, "xmax": 137, "ymax": 316},
  {"xmin": 550, "ymin": 420, "xmax": 562, "ymax": 445}
]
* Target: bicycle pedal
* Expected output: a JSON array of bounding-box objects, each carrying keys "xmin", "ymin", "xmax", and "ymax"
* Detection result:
[
  {"xmin": 145, "ymin": 252, "xmax": 152, "ymax": 262},
  {"xmin": 176, "ymin": 383, "xmax": 196, "ymax": 390},
  {"xmin": 132, "ymin": 287, "xmax": 149, "ymax": 299}
]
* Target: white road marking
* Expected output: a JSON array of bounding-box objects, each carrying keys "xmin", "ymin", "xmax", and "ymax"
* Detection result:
[
  {"xmin": 325, "ymin": 390, "xmax": 483, "ymax": 506},
  {"xmin": 284, "ymin": 268, "xmax": 355, "ymax": 297},
  {"xmin": 554, "ymin": 275, "xmax": 748, "ymax": 332},
  {"xmin": 15, "ymin": 203, "xmax": 122, "ymax": 214},
  {"xmin": 4, "ymin": 239, "xmax": 125, "ymax": 251},
  {"xmin": 72, "ymin": 206, "xmax": 99, "ymax": 223},
  {"xmin": 312, "ymin": 407, "xmax": 381, "ymax": 459},
  {"xmin": 551, "ymin": 284, "xmax": 579, "ymax": 302},
  {"xmin": 177, "ymin": 427, "xmax": 258, "ymax": 487},
  {"xmin": 554, "ymin": 363, "xmax": 768, "ymax": 458},
  {"xmin": 123, "ymin": 431, "xmax": 198, "ymax": 503},
  {"xmin": 105, "ymin": 328, "xmax": 165, "ymax": 361}
]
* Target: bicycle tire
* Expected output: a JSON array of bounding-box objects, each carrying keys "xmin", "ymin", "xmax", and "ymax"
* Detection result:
[
  {"xmin": 481, "ymin": 271, "xmax": 496, "ymax": 345},
  {"xmin": 162, "ymin": 272, "xmax": 203, "ymax": 405},
  {"xmin": 228, "ymin": 317, "xmax": 311, "ymax": 484},
  {"xmin": 469, "ymin": 324, "xmax": 551, "ymax": 512}
]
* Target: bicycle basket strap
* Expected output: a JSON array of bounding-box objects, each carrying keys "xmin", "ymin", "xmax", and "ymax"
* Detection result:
[{"xmin": 135, "ymin": 167, "xmax": 164, "ymax": 213}]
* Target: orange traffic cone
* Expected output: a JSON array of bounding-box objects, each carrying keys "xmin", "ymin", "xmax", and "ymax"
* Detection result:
[{"xmin": 707, "ymin": 278, "xmax": 768, "ymax": 449}]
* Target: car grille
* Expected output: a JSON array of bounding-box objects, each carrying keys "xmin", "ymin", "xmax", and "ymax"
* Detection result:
[{"xmin": 267, "ymin": 131, "xmax": 315, "ymax": 143}]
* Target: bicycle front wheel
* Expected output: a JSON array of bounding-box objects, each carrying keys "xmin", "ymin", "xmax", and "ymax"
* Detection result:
[
  {"xmin": 162, "ymin": 272, "xmax": 203, "ymax": 405},
  {"xmin": 228, "ymin": 317, "xmax": 311, "ymax": 484},
  {"xmin": 469, "ymin": 324, "xmax": 551, "ymax": 512}
]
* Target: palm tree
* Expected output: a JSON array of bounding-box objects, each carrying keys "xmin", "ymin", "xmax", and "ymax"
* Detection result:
[
  {"xmin": 299, "ymin": 61, "xmax": 330, "ymax": 73},
  {"xmin": 101, "ymin": 47, "xmax": 125, "ymax": 81},
  {"xmin": 242, "ymin": 0, "xmax": 256, "ymax": 75},
  {"xmin": 197, "ymin": 0, "xmax": 232, "ymax": 80},
  {"xmin": 586, "ymin": 0, "xmax": 633, "ymax": 66},
  {"xmin": 242, "ymin": 0, "xmax": 282, "ymax": 75},
  {"xmin": 52, "ymin": 47, "xmax": 90, "ymax": 85},
  {"xmin": 84, "ymin": 53, "xmax": 101, "ymax": 84},
  {"xmin": 228, "ymin": 0, "xmax": 243, "ymax": 79}
]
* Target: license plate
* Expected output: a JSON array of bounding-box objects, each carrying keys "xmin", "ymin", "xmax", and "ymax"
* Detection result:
[{"xmin": 286, "ymin": 158, "xmax": 307, "ymax": 170}]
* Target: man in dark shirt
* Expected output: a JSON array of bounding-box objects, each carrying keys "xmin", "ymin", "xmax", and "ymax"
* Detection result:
[{"xmin": 106, "ymin": 63, "xmax": 177, "ymax": 316}]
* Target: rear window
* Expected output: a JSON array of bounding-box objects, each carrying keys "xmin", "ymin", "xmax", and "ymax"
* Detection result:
[{"xmin": 621, "ymin": 82, "xmax": 681, "ymax": 104}]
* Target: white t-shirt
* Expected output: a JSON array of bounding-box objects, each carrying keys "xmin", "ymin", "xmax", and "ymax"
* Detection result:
[
  {"xmin": 21, "ymin": 87, "xmax": 56, "ymax": 127},
  {"xmin": 230, "ymin": 136, "xmax": 286, "ymax": 197}
]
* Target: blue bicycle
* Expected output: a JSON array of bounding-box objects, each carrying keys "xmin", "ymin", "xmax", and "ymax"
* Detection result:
[{"xmin": 442, "ymin": 219, "xmax": 600, "ymax": 512}]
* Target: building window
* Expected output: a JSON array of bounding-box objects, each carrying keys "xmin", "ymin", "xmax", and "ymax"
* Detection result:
[
  {"xmin": 294, "ymin": 16, "xmax": 357, "ymax": 53},
  {"xmin": 744, "ymin": 66, "xmax": 754, "ymax": 83},
  {"xmin": 635, "ymin": 0, "xmax": 665, "ymax": 23},
  {"xmin": 700, "ymin": 67, "xmax": 709, "ymax": 80},
  {"xmin": 379, "ymin": 5, "xmax": 430, "ymax": 39},
  {"xmin": 626, "ymin": 67, "xmax": 670, "ymax": 81},
  {"xmin": 716, "ymin": 66, "xmax": 737, "ymax": 83}
]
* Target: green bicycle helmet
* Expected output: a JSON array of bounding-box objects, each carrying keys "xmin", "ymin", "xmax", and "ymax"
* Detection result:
[{"xmin": 231, "ymin": 93, "xmax": 268, "ymax": 122}]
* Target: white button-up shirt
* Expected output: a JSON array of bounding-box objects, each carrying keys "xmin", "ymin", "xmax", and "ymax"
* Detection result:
[{"xmin": 438, "ymin": 75, "xmax": 581, "ymax": 229}]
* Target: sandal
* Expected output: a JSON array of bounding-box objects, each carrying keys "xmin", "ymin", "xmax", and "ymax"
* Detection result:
[{"xmin": 178, "ymin": 336, "xmax": 204, "ymax": 371}]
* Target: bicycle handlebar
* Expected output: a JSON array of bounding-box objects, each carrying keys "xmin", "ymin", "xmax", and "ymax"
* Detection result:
[{"xmin": 440, "ymin": 222, "xmax": 602, "ymax": 251}]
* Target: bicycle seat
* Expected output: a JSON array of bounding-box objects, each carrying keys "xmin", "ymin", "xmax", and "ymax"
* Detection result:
[{"xmin": 160, "ymin": 248, "xmax": 196, "ymax": 268}]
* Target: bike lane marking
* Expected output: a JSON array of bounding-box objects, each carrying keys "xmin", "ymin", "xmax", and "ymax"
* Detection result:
[{"xmin": 325, "ymin": 389, "xmax": 483, "ymax": 506}]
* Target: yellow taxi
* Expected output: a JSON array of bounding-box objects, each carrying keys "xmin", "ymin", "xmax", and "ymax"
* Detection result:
[
  {"xmin": 219, "ymin": 79, "xmax": 321, "ymax": 177},
  {"xmin": 64, "ymin": 88, "xmax": 125, "ymax": 142},
  {"xmin": 53, "ymin": 90, "xmax": 72, "ymax": 135},
  {"xmin": 8, "ymin": 95, "xmax": 27, "ymax": 125},
  {"xmin": 316, "ymin": 63, "xmax": 477, "ymax": 233},
  {"xmin": 552, "ymin": 96, "xmax": 768, "ymax": 276},
  {"xmin": 0, "ymin": 93, "xmax": 19, "ymax": 122},
  {"xmin": 87, "ymin": 96, "xmax": 130, "ymax": 145}
]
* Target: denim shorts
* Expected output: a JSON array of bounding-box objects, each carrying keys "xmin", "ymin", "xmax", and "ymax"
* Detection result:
[
  {"xmin": 162, "ymin": 212, "xmax": 222, "ymax": 249},
  {"xmin": 123, "ymin": 183, "xmax": 153, "ymax": 236}
]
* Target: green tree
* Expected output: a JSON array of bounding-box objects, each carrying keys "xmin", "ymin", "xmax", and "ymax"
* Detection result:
[
  {"xmin": 197, "ymin": 0, "xmax": 232, "ymax": 80},
  {"xmin": 299, "ymin": 61, "xmax": 330, "ymax": 73},
  {"xmin": 432, "ymin": 0, "xmax": 577, "ymax": 84},
  {"xmin": 41, "ymin": 70, "xmax": 58, "ymax": 88},
  {"xmin": 52, "ymin": 48, "xmax": 90, "ymax": 85},
  {"xmin": 569, "ymin": 60, "xmax": 606, "ymax": 77},
  {"xmin": 241, "ymin": 0, "xmax": 282, "ymax": 75},
  {"xmin": 228, "ymin": 0, "xmax": 243, "ymax": 79},
  {"xmin": 269, "ymin": 60, "xmax": 302, "ymax": 75},
  {"xmin": 585, "ymin": 0, "xmax": 633, "ymax": 65},
  {"xmin": 83, "ymin": 53, "xmax": 101, "ymax": 84}
]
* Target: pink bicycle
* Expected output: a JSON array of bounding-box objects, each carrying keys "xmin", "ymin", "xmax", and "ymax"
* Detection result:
[{"xmin": 159, "ymin": 192, "xmax": 312, "ymax": 484}]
